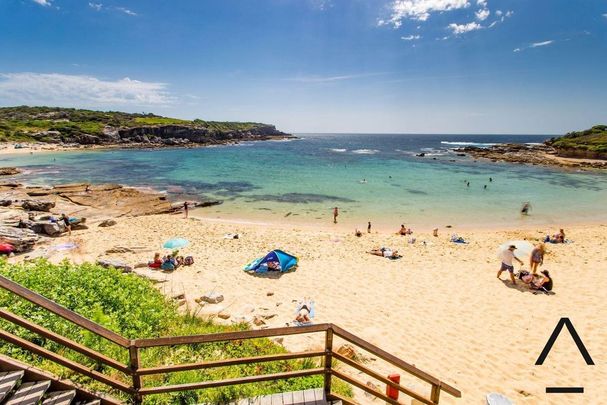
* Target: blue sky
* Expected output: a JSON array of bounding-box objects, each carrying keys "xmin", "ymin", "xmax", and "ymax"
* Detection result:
[{"xmin": 1, "ymin": 0, "xmax": 606, "ymax": 134}]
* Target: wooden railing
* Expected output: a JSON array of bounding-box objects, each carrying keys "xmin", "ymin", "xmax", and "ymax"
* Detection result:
[{"xmin": 0, "ymin": 274, "xmax": 461, "ymax": 404}]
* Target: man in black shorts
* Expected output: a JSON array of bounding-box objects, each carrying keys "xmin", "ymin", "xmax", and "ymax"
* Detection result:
[{"xmin": 497, "ymin": 245, "xmax": 523, "ymax": 284}]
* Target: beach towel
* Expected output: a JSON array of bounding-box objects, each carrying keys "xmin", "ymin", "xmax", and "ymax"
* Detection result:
[
  {"xmin": 50, "ymin": 242, "xmax": 78, "ymax": 251},
  {"xmin": 486, "ymin": 393, "xmax": 513, "ymax": 405},
  {"xmin": 450, "ymin": 234, "xmax": 468, "ymax": 244}
]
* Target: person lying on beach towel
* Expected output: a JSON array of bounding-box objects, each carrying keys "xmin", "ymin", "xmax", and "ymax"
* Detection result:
[
  {"xmin": 292, "ymin": 299, "xmax": 315, "ymax": 326},
  {"xmin": 518, "ymin": 270, "xmax": 553, "ymax": 292},
  {"xmin": 369, "ymin": 248, "xmax": 402, "ymax": 260}
]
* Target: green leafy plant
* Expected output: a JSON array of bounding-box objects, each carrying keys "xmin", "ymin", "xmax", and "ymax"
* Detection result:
[{"xmin": 0, "ymin": 259, "xmax": 351, "ymax": 404}]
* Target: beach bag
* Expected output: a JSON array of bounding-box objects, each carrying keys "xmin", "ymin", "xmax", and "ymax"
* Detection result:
[
  {"xmin": 184, "ymin": 256, "xmax": 194, "ymax": 266},
  {"xmin": 161, "ymin": 260, "xmax": 175, "ymax": 271}
]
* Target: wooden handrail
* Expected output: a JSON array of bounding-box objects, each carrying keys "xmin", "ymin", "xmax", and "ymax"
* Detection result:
[
  {"xmin": 331, "ymin": 369, "xmax": 400, "ymax": 405},
  {"xmin": 137, "ymin": 368, "xmax": 326, "ymax": 396},
  {"xmin": 0, "ymin": 329, "xmax": 133, "ymax": 394},
  {"xmin": 0, "ymin": 275, "xmax": 462, "ymax": 403},
  {"xmin": 331, "ymin": 324, "xmax": 462, "ymax": 399},
  {"xmin": 332, "ymin": 352, "xmax": 433, "ymax": 405},
  {"xmin": 133, "ymin": 323, "xmax": 330, "ymax": 348},
  {"xmin": 0, "ymin": 275, "xmax": 130, "ymax": 347},
  {"xmin": 0, "ymin": 308, "xmax": 131, "ymax": 375},
  {"xmin": 136, "ymin": 350, "xmax": 325, "ymax": 376}
]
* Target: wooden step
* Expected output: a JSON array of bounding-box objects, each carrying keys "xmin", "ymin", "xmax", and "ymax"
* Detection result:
[
  {"xmin": 0, "ymin": 371, "xmax": 24, "ymax": 402},
  {"xmin": 5, "ymin": 380, "xmax": 52, "ymax": 405},
  {"xmin": 42, "ymin": 390, "xmax": 77, "ymax": 405}
]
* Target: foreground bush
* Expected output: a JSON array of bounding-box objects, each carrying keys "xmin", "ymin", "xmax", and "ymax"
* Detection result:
[{"xmin": 0, "ymin": 259, "xmax": 350, "ymax": 404}]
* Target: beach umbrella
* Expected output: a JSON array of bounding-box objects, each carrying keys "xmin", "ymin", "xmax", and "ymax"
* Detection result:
[
  {"xmin": 497, "ymin": 240, "xmax": 534, "ymax": 259},
  {"xmin": 163, "ymin": 238, "xmax": 189, "ymax": 249}
]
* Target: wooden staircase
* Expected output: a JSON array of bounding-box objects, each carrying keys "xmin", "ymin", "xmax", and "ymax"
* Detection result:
[
  {"xmin": 0, "ymin": 274, "xmax": 461, "ymax": 405},
  {"xmin": 0, "ymin": 354, "xmax": 120, "ymax": 405}
]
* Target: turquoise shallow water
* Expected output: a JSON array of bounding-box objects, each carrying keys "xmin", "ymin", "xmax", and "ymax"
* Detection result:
[{"xmin": 2, "ymin": 134, "xmax": 607, "ymax": 230}]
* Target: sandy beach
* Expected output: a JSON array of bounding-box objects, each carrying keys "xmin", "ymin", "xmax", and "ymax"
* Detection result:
[{"xmin": 10, "ymin": 212, "xmax": 606, "ymax": 404}]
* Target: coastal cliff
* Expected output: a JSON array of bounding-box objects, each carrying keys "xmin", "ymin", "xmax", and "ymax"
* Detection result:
[
  {"xmin": 545, "ymin": 125, "xmax": 607, "ymax": 160},
  {"xmin": 453, "ymin": 125, "xmax": 607, "ymax": 170},
  {"xmin": 0, "ymin": 106, "xmax": 292, "ymax": 147}
]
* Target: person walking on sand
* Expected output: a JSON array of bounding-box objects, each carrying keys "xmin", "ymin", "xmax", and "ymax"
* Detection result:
[
  {"xmin": 333, "ymin": 207, "xmax": 339, "ymax": 224},
  {"xmin": 530, "ymin": 243, "xmax": 545, "ymax": 274},
  {"xmin": 183, "ymin": 201, "xmax": 189, "ymax": 219},
  {"xmin": 367, "ymin": 221, "xmax": 372, "ymax": 233},
  {"xmin": 497, "ymin": 245, "xmax": 524, "ymax": 284}
]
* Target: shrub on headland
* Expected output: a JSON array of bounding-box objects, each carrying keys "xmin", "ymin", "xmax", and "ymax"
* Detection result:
[{"xmin": 0, "ymin": 259, "xmax": 350, "ymax": 404}]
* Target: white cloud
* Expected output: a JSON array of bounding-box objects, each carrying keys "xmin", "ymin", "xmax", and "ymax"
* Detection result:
[
  {"xmin": 381, "ymin": 0, "xmax": 471, "ymax": 27},
  {"xmin": 488, "ymin": 20, "xmax": 497, "ymax": 28},
  {"xmin": 477, "ymin": 0, "xmax": 487, "ymax": 6},
  {"xmin": 0, "ymin": 73, "xmax": 173, "ymax": 106},
  {"xmin": 448, "ymin": 21, "xmax": 482, "ymax": 34},
  {"xmin": 603, "ymin": 13, "xmax": 607, "ymax": 18},
  {"xmin": 530, "ymin": 40, "xmax": 554, "ymax": 48},
  {"xmin": 505, "ymin": 10, "xmax": 514, "ymax": 17},
  {"xmin": 289, "ymin": 73, "xmax": 386, "ymax": 83},
  {"xmin": 32, "ymin": 0, "xmax": 51, "ymax": 6},
  {"xmin": 514, "ymin": 40, "xmax": 555, "ymax": 53},
  {"xmin": 401, "ymin": 34, "xmax": 421, "ymax": 40},
  {"xmin": 475, "ymin": 8, "xmax": 490, "ymax": 21},
  {"xmin": 116, "ymin": 7, "xmax": 137, "ymax": 16},
  {"xmin": 89, "ymin": 2, "xmax": 103, "ymax": 11},
  {"xmin": 495, "ymin": 9, "xmax": 502, "ymax": 16}
]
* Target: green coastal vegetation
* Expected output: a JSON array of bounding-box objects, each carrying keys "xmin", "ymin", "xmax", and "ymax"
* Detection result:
[
  {"xmin": 548, "ymin": 125, "xmax": 607, "ymax": 154},
  {"xmin": 0, "ymin": 259, "xmax": 350, "ymax": 404},
  {"xmin": 0, "ymin": 106, "xmax": 276, "ymax": 142}
]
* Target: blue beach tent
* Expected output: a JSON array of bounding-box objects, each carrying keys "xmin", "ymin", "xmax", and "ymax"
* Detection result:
[{"xmin": 244, "ymin": 250, "xmax": 298, "ymax": 273}]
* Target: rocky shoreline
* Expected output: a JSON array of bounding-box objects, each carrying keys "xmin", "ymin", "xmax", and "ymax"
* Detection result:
[
  {"xmin": 454, "ymin": 143, "xmax": 607, "ymax": 170},
  {"xmin": 0, "ymin": 179, "xmax": 220, "ymax": 253},
  {"xmin": 30, "ymin": 124, "xmax": 294, "ymax": 147}
]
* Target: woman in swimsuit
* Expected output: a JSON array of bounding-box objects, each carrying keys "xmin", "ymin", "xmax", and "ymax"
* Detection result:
[
  {"xmin": 531, "ymin": 270, "xmax": 552, "ymax": 291},
  {"xmin": 530, "ymin": 243, "xmax": 545, "ymax": 274}
]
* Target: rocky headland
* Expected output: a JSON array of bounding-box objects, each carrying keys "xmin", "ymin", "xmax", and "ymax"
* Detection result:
[
  {"xmin": 454, "ymin": 125, "xmax": 607, "ymax": 170},
  {"xmin": 0, "ymin": 106, "xmax": 293, "ymax": 149}
]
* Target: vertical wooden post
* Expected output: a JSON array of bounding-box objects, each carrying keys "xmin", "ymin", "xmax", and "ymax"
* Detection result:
[
  {"xmin": 324, "ymin": 326, "xmax": 334, "ymax": 398},
  {"xmin": 430, "ymin": 384, "xmax": 441, "ymax": 404},
  {"xmin": 129, "ymin": 341, "xmax": 142, "ymax": 404}
]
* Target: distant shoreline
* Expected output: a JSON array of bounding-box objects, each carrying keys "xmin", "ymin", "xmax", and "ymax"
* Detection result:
[{"xmin": 0, "ymin": 135, "xmax": 294, "ymax": 156}]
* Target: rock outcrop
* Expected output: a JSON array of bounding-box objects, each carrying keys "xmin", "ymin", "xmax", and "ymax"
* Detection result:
[
  {"xmin": 21, "ymin": 200, "xmax": 56, "ymax": 212},
  {"xmin": 0, "ymin": 226, "xmax": 39, "ymax": 252},
  {"xmin": 455, "ymin": 144, "xmax": 607, "ymax": 170},
  {"xmin": 0, "ymin": 167, "xmax": 21, "ymax": 176}
]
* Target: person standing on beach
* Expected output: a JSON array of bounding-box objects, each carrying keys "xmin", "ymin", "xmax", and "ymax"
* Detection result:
[
  {"xmin": 183, "ymin": 201, "xmax": 189, "ymax": 219},
  {"xmin": 530, "ymin": 243, "xmax": 545, "ymax": 274},
  {"xmin": 367, "ymin": 221, "xmax": 372, "ymax": 233},
  {"xmin": 61, "ymin": 213, "xmax": 71, "ymax": 237},
  {"xmin": 497, "ymin": 245, "xmax": 523, "ymax": 284},
  {"xmin": 333, "ymin": 207, "xmax": 339, "ymax": 224}
]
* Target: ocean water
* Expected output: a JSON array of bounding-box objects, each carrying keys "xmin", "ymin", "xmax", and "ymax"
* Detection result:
[{"xmin": 2, "ymin": 133, "xmax": 607, "ymax": 230}]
